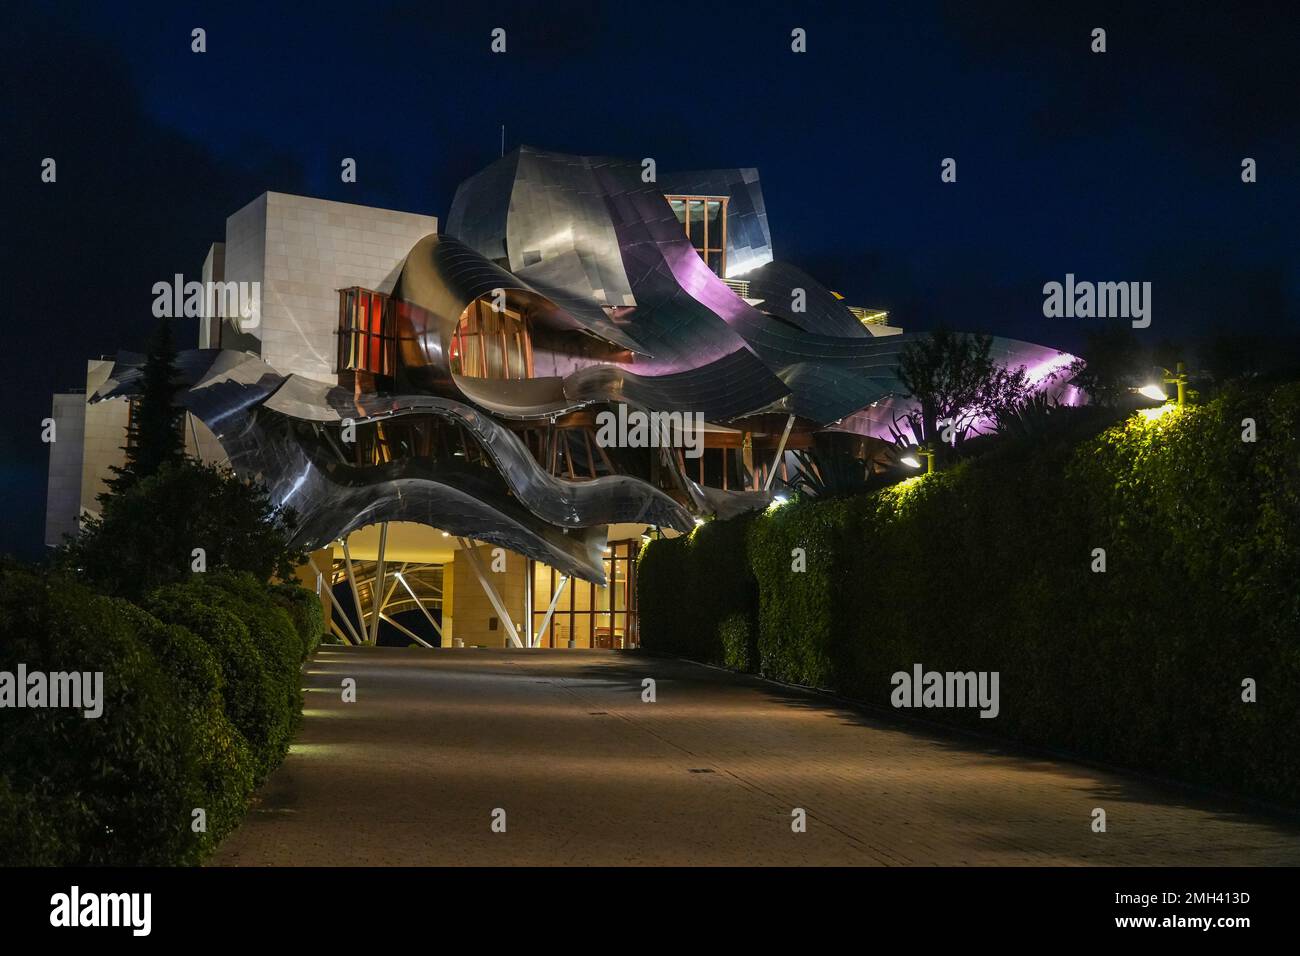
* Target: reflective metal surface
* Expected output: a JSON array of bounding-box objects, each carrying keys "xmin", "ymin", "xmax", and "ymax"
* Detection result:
[
  {"xmin": 92, "ymin": 350, "xmax": 691, "ymax": 585},
  {"xmin": 742, "ymin": 260, "xmax": 869, "ymax": 339},
  {"xmin": 90, "ymin": 146, "xmax": 1082, "ymax": 566},
  {"xmin": 657, "ymin": 166, "xmax": 773, "ymax": 278}
]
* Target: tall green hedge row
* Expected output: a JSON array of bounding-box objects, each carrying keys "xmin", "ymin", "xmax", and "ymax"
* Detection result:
[
  {"xmin": 0, "ymin": 565, "xmax": 322, "ymax": 865},
  {"xmin": 637, "ymin": 513, "xmax": 759, "ymax": 668},
  {"xmin": 639, "ymin": 383, "xmax": 1300, "ymax": 805}
]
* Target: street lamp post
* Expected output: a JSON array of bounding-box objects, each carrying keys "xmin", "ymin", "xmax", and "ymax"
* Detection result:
[
  {"xmin": 1138, "ymin": 362, "xmax": 1190, "ymax": 407},
  {"xmin": 901, "ymin": 443, "xmax": 936, "ymax": 474}
]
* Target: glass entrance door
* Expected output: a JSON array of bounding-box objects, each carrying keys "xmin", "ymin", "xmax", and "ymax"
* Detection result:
[{"xmin": 531, "ymin": 539, "xmax": 640, "ymax": 648}]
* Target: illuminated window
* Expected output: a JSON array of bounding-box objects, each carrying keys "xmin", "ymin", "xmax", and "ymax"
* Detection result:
[
  {"xmin": 450, "ymin": 297, "xmax": 533, "ymax": 380},
  {"xmin": 530, "ymin": 540, "xmax": 640, "ymax": 649},
  {"xmin": 666, "ymin": 195, "xmax": 727, "ymax": 276},
  {"xmin": 337, "ymin": 287, "xmax": 395, "ymax": 377}
]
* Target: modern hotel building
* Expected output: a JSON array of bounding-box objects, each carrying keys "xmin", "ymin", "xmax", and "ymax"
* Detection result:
[{"xmin": 44, "ymin": 148, "xmax": 1077, "ymax": 649}]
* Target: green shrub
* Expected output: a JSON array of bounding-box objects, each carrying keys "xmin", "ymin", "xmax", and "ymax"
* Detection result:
[
  {"xmin": 116, "ymin": 602, "xmax": 254, "ymax": 856},
  {"xmin": 0, "ymin": 564, "xmax": 199, "ymax": 864},
  {"xmin": 638, "ymin": 515, "xmax": 759, "ymax": 665},
  {"xmin": 205, "ymin": 572, "xmax": 303, "ymax": 685},
  {"xmin": 269, "ymin": 581, "xmax": 325, "ymax": 659},
  {"xmin": 748, "ymin": 496, "xmax": 864, "ymax": 690},
  {"xmin": 0, "ymin": 775, "xmax": 75, "ymax": 867},
  {"xmin": 0, "ymin": 562, "xmax": 308, "ymax": 865},
  {"xmin": 636, "ymin": 533, "xmax": 691, "ymax": 657},
  {"xmin": 719, "ymin": 613, "xmax": 756, "ymax": 673},
  {"xmin": 145, "ymin": 577, "xmax": 293, "ymax": 779}
]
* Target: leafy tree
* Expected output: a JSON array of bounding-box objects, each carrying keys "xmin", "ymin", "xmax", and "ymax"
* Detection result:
[
  {"xmin": 897, "ymin": 328, "xmax": 1029, "ymax": 457},
  {"xmin": 59, "ymin": 460, "xmax": 304, "ymax": 602},
  {"xmin": 106, "ymin": 319, "xmax": 185, "ymax": 495}
]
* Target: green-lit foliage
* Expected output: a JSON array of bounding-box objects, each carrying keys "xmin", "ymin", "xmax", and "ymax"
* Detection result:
[
  {"xmin": 638, "ymin": 515, "xmax": 759, "ymax": 669},
  {"xmin": 719, "ymin": 613, "xmax": 755, "ymax": 673}
]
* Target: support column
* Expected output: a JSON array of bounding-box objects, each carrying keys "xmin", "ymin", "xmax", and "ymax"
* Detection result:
[
  {"xmin": 310, "ymin": 557, "xmax": 361, "ymax": 645},
  {"xmin": 380, "ymin": 562, "xmax": 406, "ymax": 616},
  {"xmin": 368, "ymin": 522, "xmax": 389, "ymax": 645},
  {"xmin": 532, "ymin": 574, "xmax": 570, "ymax": 648},
  {"xmin": 524, "ymin": 560, "xmax": 534, "ymax": 648},
  {"xmin": 764, "ymin": 414, "xmax": 796, "ymax": 491},
  {"xmin": 457, "ymin": 538, "xmax": 524, "ymax": 648},
  {"xmin": 396, "ymin": 571, "xmax": 443, "ymax": 641},
  {"xmin": 379, "ymin": 612, "xmax": 434, "ymax": 649},
  {"xmin": 340, "ymin": 537, "xmax": 368, "ymax": 637}
]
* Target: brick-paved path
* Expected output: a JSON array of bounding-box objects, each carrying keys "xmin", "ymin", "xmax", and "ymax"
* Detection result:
[{"xmin": 210, "ymin": 647, "xmax": 1300, "ymax": 866}]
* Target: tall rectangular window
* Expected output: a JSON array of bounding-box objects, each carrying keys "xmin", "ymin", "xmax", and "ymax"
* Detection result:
[
  {"xmin": 338, "ymin": 287, "xmax": 395, "ymax": 377},
  {"xmin": 666, "ymin": 195, "xmax": 727, "ymax": 276},
  {"xmin": 529, "ymin": 540, "xmax": 641, "ymax": 649}
]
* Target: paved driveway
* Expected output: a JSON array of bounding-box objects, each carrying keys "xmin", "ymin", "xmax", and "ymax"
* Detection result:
[{"xmin": 209, "ymin": 647, "xmax": 1300, "ymax": 866}]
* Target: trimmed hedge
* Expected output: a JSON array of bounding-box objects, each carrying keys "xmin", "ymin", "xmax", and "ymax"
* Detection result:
[
  {"xmin": 640, "ymin": 382, "xmax": 1300, "ymax": 805},
  {"xmin": 0, "ymin": 563, "xmax": 322, "ymax": 865},
  {"xmin": 145, "ymin": 579, "xmax": 290, "ymax": 780},
  {"xmin": 0, "ymin": 566, "xmax": 203, "ymax": 864},
  {"xmin": 270, "ymin": 581, "xmax": 325, "ymax": 659},
  {"xmin": 117, "ymin": 601, "xmax": 254, "ymax": 859},
  {"xmin": 638, "ymin": 514, "xmax": 759, "ymax": 668}
]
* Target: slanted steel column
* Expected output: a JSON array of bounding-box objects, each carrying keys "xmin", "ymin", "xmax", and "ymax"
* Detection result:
[
  {"xmin": 763, "ymin": 414, "xmax": 796, "ymax": 491},
  {"xmin": 532, "ymin": 574, "xmax": 570, "ymax": 648},
  {"xmin": 310, "ymin": 557, "xmax": 361, "ymax": 646},
  {"xmin": 368, "ymin": 522, "xmax": 389, "ymax": 645},
  {"xmin": 396, "ymin": 571, "xmax": 443, "ymax": 641},
  {"xmin": 380, "ymin": 562, "xmax": 406, "ymax": 616},
  {"xmin": 340, "ymin": 537, "xmax": 368, "ymax": 637},
  {"xmin": 457, "ymin": 538, "xmax": 524, "ymax": 648},
  {"xmin": 379, "ymin": 612, "xmax": 434, "ymax": 649}
]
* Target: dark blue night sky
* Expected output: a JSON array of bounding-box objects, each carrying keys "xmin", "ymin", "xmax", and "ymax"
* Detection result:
[{"xmin": 3, "ymin": 0, "xmax": 1297, "ymax": 557}]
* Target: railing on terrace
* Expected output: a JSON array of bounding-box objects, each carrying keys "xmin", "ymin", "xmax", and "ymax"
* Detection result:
[
  {"xmin": 721, "ymin": 277, "xmax": 750, "ymax": 298},
  {"xmin": 847, "ymin": 306, "xmax": 890, "ymax": 326}
]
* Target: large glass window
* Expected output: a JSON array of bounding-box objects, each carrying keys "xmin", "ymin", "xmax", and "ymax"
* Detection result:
[
  {"xmin": 338, "ymin": 287, "xmax": 395, "ymax": 376},
  {"xmin": 450, "ymin": 297, "xmax": 533, "ymax": 380},
  {"xmin": 665, "ymin": 195, "xmax": 727, "ymax": 276},
  {"xmin": 531, "ymin": 540, "xmax": 640, "ymax": 648}
]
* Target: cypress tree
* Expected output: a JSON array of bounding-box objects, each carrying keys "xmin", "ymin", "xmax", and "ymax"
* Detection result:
[{"xmin": 105, "ymin": 319, "xmax": 186, "ymax": 496}]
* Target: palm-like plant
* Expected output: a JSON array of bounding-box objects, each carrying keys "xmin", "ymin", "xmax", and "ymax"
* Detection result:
[
  {"xmin": 992, "ymin": 391, "xmax": 1060, "ymax": 441},
  {"xmin": 786, "ymin": 448, "xmax": 872, "ymax": 498}
]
